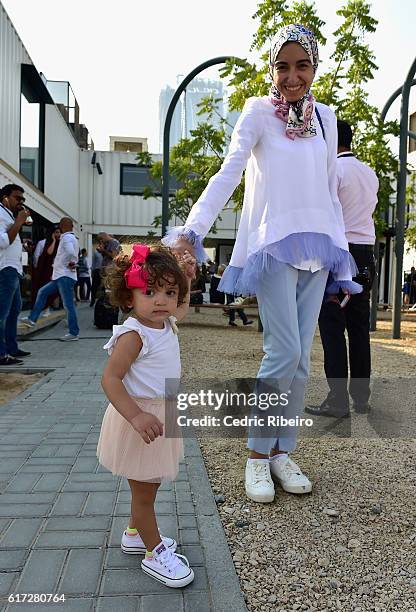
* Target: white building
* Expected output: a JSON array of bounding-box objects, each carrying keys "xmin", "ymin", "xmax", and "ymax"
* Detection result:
[{"xmin": 0, "ymin": 1, "xmax": 239, "ymax": 279}]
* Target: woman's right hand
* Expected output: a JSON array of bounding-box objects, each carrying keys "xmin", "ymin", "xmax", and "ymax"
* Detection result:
[{"xmin": 130, "ymin": 411, "xmax": 164, "ymax": 444}]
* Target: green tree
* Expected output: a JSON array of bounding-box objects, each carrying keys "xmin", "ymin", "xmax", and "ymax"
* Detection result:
[
  {"xmin": 137, "ymin": 95, "xmax": 245, "ymax": 229},
  {"xmin": 143, "ymin": 0, "xmax": 398, "ymax": 233},
  {"xmin": 405, "ymin": 171, "xmax": 416, "ymax": 250},
  {"xmin": 221, "ymin": 0, "xmax": 399, "ymax": 235}
]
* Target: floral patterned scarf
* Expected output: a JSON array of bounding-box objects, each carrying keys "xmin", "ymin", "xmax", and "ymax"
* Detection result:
[{"xmin": 269, "ymin": 24, "xmax": 319, "ymax": 140}]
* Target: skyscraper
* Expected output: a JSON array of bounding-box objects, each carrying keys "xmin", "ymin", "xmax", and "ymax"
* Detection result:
[
  {"xmin": 159, "ymin": 77, "xmax": 225, "ymax": 152},
  {"xmin": 159, "ymin": 85, "xmax": 182, "ymax": 152}
]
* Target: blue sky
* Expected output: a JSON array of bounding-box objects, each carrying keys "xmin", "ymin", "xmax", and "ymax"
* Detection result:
[{"xmin": 3, "ymin": 0, "xmax": 415, "ymax": 152}]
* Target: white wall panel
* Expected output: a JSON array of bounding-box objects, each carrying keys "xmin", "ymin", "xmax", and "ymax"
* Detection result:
[
  {"xmin": 44, "ymin": 105, "xmax": 80, "ymax": 220},
  {"xmin": 0, "ymin": 159, "xmax": 75, "ymax": 227},
  {"xmin": 80, "ymin": 150, "xmax": 240, "ymax": 238},
  {"xmin": 0, "ymin": 2, "xmax": 32, "ymax": 169}
]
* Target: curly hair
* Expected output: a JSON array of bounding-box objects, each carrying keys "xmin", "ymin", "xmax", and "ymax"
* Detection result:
[{"xmin": 104, "ymin": 244, "xmax": 189, "ymax": 313}]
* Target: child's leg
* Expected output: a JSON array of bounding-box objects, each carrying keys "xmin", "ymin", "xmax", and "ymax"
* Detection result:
[{"xmin": 128, "ymin": 479, "xmax": 160, "ymax": 551}]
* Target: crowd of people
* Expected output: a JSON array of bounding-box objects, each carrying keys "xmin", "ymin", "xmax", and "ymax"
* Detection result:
[{"xmin": 0, "ymin": 187, "xmax": 122, "ymax": 363}]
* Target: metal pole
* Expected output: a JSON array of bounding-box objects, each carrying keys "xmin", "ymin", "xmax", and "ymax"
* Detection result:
[
  {"xmin": 369, "ymin": 240, "xmax": 379, "ymax": 331},
  {"xmin": 370, "ymin": 77, "xmax": 416, "ymax": 332},
  {"xmin": 392, "ymin": 58, "xmax": 416, "ymax": 338},
  {"xmin": 161, "ymin": 56, "xmax": 239, "ymax": 237}
]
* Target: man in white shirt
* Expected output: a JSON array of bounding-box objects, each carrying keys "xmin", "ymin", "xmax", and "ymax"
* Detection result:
[
  {"xmin": 22, "ymin": 217, "xmax": 80, "ymax": 341},
  {"xmin": 0, "ymin": 184, "xmax": 32, "ymax": 365},
  {"xmin": 306, "ymin": 120, "xmax": 379, "ymax": 417}
]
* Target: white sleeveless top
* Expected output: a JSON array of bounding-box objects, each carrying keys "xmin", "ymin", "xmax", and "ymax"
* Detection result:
[{"xmin": 103, "ymin": 316, "xmax": 181, "ymax": 399}]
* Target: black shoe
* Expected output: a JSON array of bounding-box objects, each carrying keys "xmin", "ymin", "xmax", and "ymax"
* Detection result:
[
  {"xmin": 11, "ymin": 349, "xmax": 31, "ymax": 357},
  {"xmin": 229, "ymin": 322, "xmax": 238, "ymax": 327},
  {"xmin": 305, "ymin": 401, "xmax": 350, "ymax": 418},
  {"xmin": 0, "ymin": 356, "xmax": 24, "ymax": 365},
  {"xmin": 353, "ymin": 402, "xmax": 371, "ymax": 414},
  {"xmin": 243, "ymin": 320, "xmax": 254, "ymax": 326},
  {"xmin": 89, "ymin": 301, "xmax": 95, "ymax": 308}
]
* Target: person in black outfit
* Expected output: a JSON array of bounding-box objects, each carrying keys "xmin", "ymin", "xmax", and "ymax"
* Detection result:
[
  {"xmin": 189, "ymin": 267, "xmax": 206, "ymax": 305},
  {"xmin": 209, "ymin": 265, "xmax": 226, "ymax": 304},
  {"xmin": 210, "ymin": 265, "xmax": 253, "ymax": 326},
  {"xmin": 407, "ymin": 267, "xmax": 416, "ymax": 305},
  {"xmin": 306, "ymin": 120, "xmax": 379, "ymax": 417}
]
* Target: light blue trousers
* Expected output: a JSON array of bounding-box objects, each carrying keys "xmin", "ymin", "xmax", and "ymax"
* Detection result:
[{"xmin": 247, "ymin": 262, "xmax": 329, "ymax": 454}]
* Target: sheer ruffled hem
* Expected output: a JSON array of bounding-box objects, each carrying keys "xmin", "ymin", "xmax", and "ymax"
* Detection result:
[
  {"xmin": 162, "ymin": 226, "xmax": 208, "ymax": 263},
  {"xmin": 218, "ymin": 233, "xmax": 358, "ymax": 296}
]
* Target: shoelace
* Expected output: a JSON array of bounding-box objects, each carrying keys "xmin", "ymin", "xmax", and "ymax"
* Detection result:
[
  {"xmin": 157, "ymin": 548, "xmax": 189, "ymax": 574},
  {"xmin": 252, "ymin": 462, "xmax": 271, "ymax": 484},
  {"xmin": 279, "ymin": 457, "xmax": 302, "ymax": 479}
]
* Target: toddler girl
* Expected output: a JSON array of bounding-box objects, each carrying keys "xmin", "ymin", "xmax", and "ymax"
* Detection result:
[{"xmin": 97, "ymin": 243, "xmax": 196, "ymax": 588}]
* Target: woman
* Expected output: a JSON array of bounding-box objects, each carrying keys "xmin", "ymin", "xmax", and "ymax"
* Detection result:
[
  {"xmin": 76, "ymin": 248, "xmax": 91, "ymax": 301},
  {"xmin": 164, "ymin": 24, "xmax": 361, "ymax": 503},
  {"xmin": 31, "ymin": 227, "xmax": 61, "ymax": 310}
]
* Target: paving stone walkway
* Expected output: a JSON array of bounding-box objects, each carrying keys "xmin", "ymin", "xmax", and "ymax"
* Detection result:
[{"xmin": 0, "ymin": 305, "xmax": 247, "ymax": 612}]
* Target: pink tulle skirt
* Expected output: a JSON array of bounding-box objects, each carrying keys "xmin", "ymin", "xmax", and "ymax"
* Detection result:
[{"xmin": 96, "ymin": 397, "xmax": 183, "ymax": 483}]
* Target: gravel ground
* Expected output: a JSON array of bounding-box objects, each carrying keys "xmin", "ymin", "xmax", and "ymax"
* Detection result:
[{"xmin": 180, "ymin": 310, "xmax": 416, "ymax": 612}]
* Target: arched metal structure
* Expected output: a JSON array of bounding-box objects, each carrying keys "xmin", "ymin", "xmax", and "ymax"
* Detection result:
[
  {"xmin": 370, "ymin": 77, "xmax": 416, "ymax": 332},
  {"xmin": 161, "ymin": 56, "xmax": 241, "ymax": 237}
]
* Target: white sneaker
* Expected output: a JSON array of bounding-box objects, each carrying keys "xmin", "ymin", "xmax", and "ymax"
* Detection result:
[
  {"xmin": 228, "ymin": 297, "xmax": 245, "ymax": 306},
  {"xmin": 245, "ymin": 459, "xmax": 275, "ymax": 503},
  {"xmin": 40, "ymin": 308, "xmax": 52, "ymax": 318},
  {"xmin": 59, "ymin": 334, "xmax": 79, "ymax": 342},
  {"xmin": 270, "ymin": 455, "xmax": 312, "ymax": 494},
  {"xmin": 20, "ymin": 317, "xmax": 36, "ymax": 328},
  {"xmin": 141, "ymin": 543, "xmax": 194, "ymax": 588},
  {"xmin": 121, "ymin": 530, "xmax": 177, "ymax": 555}
]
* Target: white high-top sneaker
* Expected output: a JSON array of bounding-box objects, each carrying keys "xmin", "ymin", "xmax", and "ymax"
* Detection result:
[
  {"xmin": 121, "ymin": 530, "xmax": 177, "ymax": 554},
  {"xmin": 141, "ymin": 542, "xmax": 194, "ymax": 588},
  {"xmin": 270, "ymin": 454, "xmax": 312, "ymax": 494},
  {"xmin": 245, "ymin": 459, "xmax": 275, "ymax": 503}
]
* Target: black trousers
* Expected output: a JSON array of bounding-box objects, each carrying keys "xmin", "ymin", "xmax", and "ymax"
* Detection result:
[
  {"xmin": 318, "ymin": 244, "xmax": 375, "ymax": 408},
  {"xmin": 226, "ymin": 294, "xmax": 248, "ymax": 323},
  {"xmin": 90, "ymin": 269, "xmax": 102, "ymax": 305}
]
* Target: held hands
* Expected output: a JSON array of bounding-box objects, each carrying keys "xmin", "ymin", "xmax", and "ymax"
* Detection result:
[
  {"xmin": 180, "ymin": 250, "xmax": 197, "ymax": 280},
  {"xmin": 130, "ymin": 411, "xmax": 164, "ymax": 444}
]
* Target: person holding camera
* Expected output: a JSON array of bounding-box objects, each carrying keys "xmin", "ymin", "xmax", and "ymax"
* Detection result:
[
  {"xmin": 0, "ymin": 183, "xmax": 31, "ymax": 365},
  {"xmin": 306, "ymin": 120, "xmax": 379, "ymax": 417}
]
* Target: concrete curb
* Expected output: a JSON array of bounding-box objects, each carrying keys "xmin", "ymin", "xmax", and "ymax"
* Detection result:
[
  {"xmin": 184, "ymin": 437, "xmax": 248, "ymax": 612},
  {"xmin": 17, "ymin": 310, "xmax": 66, "ymax": 337}
]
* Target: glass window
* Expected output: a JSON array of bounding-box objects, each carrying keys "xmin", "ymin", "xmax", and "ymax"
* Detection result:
[
  {"xmin": 20, "ymin": 93, "xmax": 40, "ymax": 188},
  {"xmin": 120, "ymin": 164, "xmax": 180, "ymax": 196}
]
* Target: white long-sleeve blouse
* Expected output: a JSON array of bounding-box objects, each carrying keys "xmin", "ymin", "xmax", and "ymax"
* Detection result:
[{"xmin": 164, "ymin": 96, "xmax": 360, "ymax": 296}]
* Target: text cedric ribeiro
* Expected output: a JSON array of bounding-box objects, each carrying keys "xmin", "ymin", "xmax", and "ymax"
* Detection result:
[{"xmin": 175, "ymin": 390, "xmax": 313, "ymax": 428}]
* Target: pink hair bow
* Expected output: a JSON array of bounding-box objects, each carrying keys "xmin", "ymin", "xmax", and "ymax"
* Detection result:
[{"xmin": 124, "ymin": 244, "xmax": 150, "ymax": 293}]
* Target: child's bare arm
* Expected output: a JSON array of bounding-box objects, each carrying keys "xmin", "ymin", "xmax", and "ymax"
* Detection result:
[
  {"xmin": 101, "ymin": 332, "xmax": 163, "ymax": 442},
  {"xmin": 175, "ymin": 250, "xmax": 196, "ymax": 323},
  {"xmin": 175, "ymin": 277, "xmax": 192, "ymax": 322}
]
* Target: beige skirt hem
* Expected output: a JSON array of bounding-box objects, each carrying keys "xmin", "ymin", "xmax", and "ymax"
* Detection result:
[{"xmin": 96, "ymin": 398, "xmax": 183, "ymax": 482}]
